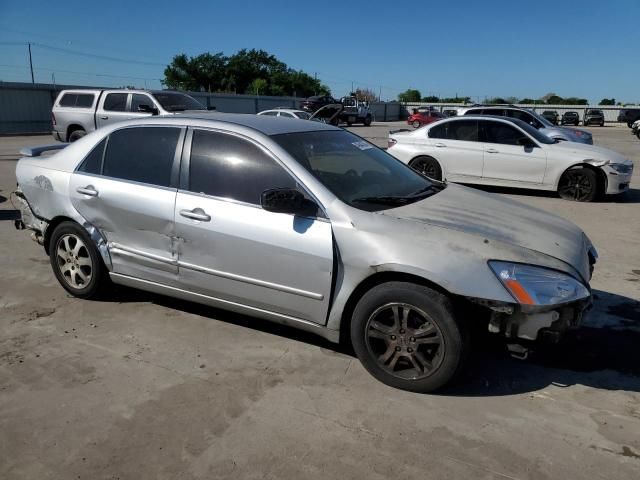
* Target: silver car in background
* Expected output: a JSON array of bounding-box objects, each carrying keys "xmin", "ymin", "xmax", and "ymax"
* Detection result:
[
  {"xmin": 457, "ymin": 105, "xmax": 594, "ymax": 144},
  {"xmin": 14, "ymin": 114, "xmax": 596, "ymax": 392}
]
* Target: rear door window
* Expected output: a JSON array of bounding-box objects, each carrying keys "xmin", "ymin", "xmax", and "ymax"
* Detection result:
[
  {"xmin": 103, "ymin": 93, "xmax": 128, "ymax": 112},
  {"xmin": 188, "ymin": 130, "xmax": 296, "ymax": 205},
  {"xmin": 428, "ymin": 120, "xmax": 478, "ymax": 141},
  {"xmin": 77, "ymin": 138, "xmax": 107, "ymax": 174},
  {"xmin": 102, "ymin": 127, "xmax": 181, "ymax": 187}
]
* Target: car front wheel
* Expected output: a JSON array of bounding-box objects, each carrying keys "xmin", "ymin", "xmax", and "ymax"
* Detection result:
[
  {"xmin": 558, "ymin": 167, "xmax": 600, "ymax": 202},
  {"xmin": 412, "ymin": 120, "xmax": 421, "ymax": 128},
  {"xmin": 49, "ymin": 221, "xmax": 110, "ymax": 299},
  {"xmin": 351, "ymin": 282, "xmax": 467, "ymax": 393}
]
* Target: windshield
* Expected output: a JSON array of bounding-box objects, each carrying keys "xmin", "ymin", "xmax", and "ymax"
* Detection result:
[
  {"xmin": 587, "ymin": 110, "xmax": 602, "ymax": 115},
  {"xmin": 152, "ymin": 92, "xmax": 206, "ymax": 111},
  {"xmin": 272, "ymin": 130, "xmax": 440, "ymax": 211},
  {"xmin": 509, "ymin": 118, "xmax": 555, "ymax": 144}
]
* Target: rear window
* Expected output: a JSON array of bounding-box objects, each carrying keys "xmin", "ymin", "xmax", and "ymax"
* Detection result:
[
  {"xmin": 587, "ymin": 110, "xmax": 602, "ymax": 115},
  {"xmin": 58, "ymin": 93, "xmax": 95, "ymax": 108}
]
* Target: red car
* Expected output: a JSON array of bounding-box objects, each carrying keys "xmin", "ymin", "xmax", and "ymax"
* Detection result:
[{"xmin": 407, "ymin": 109, "xmax": 445, "ymax": 128}]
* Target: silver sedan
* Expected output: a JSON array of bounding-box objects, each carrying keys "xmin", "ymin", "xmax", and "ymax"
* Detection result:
[{"xmin": 14, "ymin": 114, "xmax": 596, "ymax": 392}]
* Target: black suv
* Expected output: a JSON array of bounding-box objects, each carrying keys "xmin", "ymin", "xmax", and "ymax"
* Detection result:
[
  {"xmin": 561, "ymin": 111, "xmax": 580, "ymax": 126},
  {"xmin": 299, "ymin": 95, "xmax": 340, "ymax": 113},
  {"xmin": 541, "ymin": 110, "xmax": 559, "ymax": 125},
  {"xmin": 583, "ymin": 109, "xmax": 605, "ymax": 126},
  {"xmin": 617, "ymin": 108, "xmax": 640, "ymax": 127}
]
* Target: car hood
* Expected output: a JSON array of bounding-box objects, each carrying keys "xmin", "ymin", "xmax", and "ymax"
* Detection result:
[{"xmin": 378, "ymin": 184, "xmax": 591, "ymax": 280}]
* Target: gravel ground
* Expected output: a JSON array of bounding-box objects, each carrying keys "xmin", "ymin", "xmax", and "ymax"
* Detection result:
[{"xmin": 0, "ymin": 124, "xmax": 639, "ymax": 480}]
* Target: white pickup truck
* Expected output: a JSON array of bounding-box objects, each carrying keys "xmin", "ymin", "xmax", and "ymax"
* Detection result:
[{"xmin": 51, "ymin": 89, "xmax": 212, "ymax": 142}]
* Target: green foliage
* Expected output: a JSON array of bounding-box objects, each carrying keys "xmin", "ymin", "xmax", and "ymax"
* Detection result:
[
  {"xmin": 421, "ymin": 95, "xmax": 440, "ymax": 102},
  {"xmin": 163, "ymin": 49, "xmax": 329, "ymax": 97},
  {"xmin": 487, "ymin": 97, "xmax": 507, "ymax": 104},
  {"xmin": 440, "ymin": 96, "xmax": 470, "ymax": 103},
  {"xmin": 520, "ymin": 98, "xmax": 537, "ymax": 104},
  {"xmin": 398, "ymin": 89, "xmax": 422, "ymax": 102},
  {"xmin": 599, "ymin": 98, "xmax": 615, "ymax": 105}
]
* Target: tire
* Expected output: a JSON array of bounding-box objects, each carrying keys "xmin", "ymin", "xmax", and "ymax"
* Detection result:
[
  {"xmin": 68, "ymin": 129, "xmax": 86, "ymax": 142},
  {"xmin": 410, "ymin": 156, "xmax": 442, "ymax": 181},
  {"xmin": 558, "ymin": 167, "xmax": 600, "ymax": 202},
  {"xmin": 412, "ymin": 120, "xmax": 421, "ymax": 129},
  {"xmin": 628, "ymin": 122, "xmax": 633, "ymax": 128},
  {"xmin": 49, "ymin": 221, "xmax": 110, "ymax": 299},
  {"xmin": 364, "ymin": 115, "xmax": 372, "ymax": 126},
  {"xmin": 350, "ymin": 282, "xmax": 468, "ymax": 393}
]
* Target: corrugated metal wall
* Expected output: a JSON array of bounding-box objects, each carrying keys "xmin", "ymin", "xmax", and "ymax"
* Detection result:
[{"xmin": 0, "ymin": 82, "xmax": 404, "ymax": 134}]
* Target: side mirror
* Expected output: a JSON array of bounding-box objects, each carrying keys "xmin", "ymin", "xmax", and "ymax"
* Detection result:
[
  {"xmin": 138, "ymin": 104, "xmax": 159, "ymax": 115},
  {"xmin": 261, "ymin": 188, "xmax": 318, "ymax": 216},
  {"xmin": 517, "ymin": 137, "xmax": 535, "ymax": 148}
]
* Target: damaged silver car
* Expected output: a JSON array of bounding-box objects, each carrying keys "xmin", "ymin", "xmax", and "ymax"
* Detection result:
[{"xmin": 14, "ymin": 114, "xmax": 597, "ymax": 392}]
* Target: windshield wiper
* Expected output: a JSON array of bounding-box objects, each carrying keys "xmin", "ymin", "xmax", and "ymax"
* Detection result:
[{"xmin": 352, "ymin": 185, "xmax": 439, "ymax": 206}]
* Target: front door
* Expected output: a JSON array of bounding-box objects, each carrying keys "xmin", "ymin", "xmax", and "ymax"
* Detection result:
[
  {"xmin": 480, "ymin": 120, "xmax": 547, "ymax": 184},
  {"xmin": 174, "ymin": 128, "xmax": 334, "ymax": 324},
  {"xmin": 69, "ymin": 125, "xmax": 183, "ymax": 285}
]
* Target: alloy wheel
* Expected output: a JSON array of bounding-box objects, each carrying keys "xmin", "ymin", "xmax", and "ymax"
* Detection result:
[
  {"xmin": 558, "ymin": 170, "xmax": 594, "ymax": 201},
  {"xmin": 365, "ymin": 303, "xmax": 445, "ymax": 380},
  {"xmin": 55, "ymin": 233, "xmax": 93, "ymax": 289}
]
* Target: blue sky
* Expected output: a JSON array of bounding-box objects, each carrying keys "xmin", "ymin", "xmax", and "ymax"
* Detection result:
[{"xmin": 0, "ymin": 0, "xmax": 638, "ymax": 103}]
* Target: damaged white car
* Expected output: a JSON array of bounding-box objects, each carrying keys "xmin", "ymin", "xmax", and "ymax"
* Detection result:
[
  {"xmin": 14, "ymin": 114, "xmax": 597, "ymax": 392},
  {"xmin": 388, "ymin": 116, "xmax": 634, "ymax": 201}
]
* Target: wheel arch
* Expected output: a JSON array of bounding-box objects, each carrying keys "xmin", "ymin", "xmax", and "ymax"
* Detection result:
[
  {"xmin": 66, "ymin": 124, "xmax": 86, "ymax": 140},
  {"xmin": 557, "ymin": 162, "xmax": 607, "ymax": 193},
  {"xmin": 43, "ymin": 215, "xmax": 112, "ymax": 270},
  {"xmin": 337, "ymin": 271, "xmax": 455, "ymax": 347}
]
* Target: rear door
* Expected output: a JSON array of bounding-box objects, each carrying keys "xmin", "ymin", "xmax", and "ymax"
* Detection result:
[
  {"xmin": 174, "ymin": 128, "xmax": 334, "ymax": 324},
  {"xmin": 96, "ymin": 92, "xmax": 131, "ymax": 128},
  {"xmin": 479, "ymin": 120, "xmax": 547, "ymax": 184},
  {"xmin": 426, "ymin": 119, "xmax": 484, "ymax": 180},
  {"xmin": 69, "ymin": 125, "xmax": 184, "ymax": 285}
]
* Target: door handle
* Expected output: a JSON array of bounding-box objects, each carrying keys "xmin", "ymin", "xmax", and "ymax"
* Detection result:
[
  {"xmin": 180, "ymin": 208, "xmax": 211, "ymax": 222},
  {"xmin": 434, "ymin": 143, "xmax": 446, "ymax": 147},
  {"xmin": 100, "ymin": 116, "xmax": 109, "ymax": 120},
  {"xmin": 485, "ymin": 148, "xmax": 499, "ymax": 153},
  {"xmin": 76, "ymin": 185, "xmax": 98, "ymax": 197}
]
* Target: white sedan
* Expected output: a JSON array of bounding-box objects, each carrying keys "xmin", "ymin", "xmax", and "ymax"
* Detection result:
[
  {"xmin": 257, "ymin": 108, "xmax": 312, "ymax": 120},
  {"xmin": 387, "ymin": 116, "xmax": 633, "ymax": 201}
]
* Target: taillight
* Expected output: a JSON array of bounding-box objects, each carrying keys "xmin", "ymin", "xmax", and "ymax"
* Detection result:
[
  {"xmin": 388, "ymin": 138, "xmax": 397, "ymax": 149},
  {"xmin": 51, "ymin": 112, "xmax": 56, "ymax": 126}
]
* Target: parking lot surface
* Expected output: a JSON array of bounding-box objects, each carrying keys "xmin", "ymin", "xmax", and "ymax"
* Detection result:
[{"xmin": 1, "ymin": 124, "xmax": 639, "ymax": 479}]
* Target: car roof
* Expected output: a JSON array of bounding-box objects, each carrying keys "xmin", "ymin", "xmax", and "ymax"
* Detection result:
[{"xmin": 130, "ymin": 112, "xmax": 340, "ymax": 135}]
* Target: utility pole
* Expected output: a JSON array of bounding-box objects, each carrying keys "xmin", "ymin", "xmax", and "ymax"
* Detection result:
[{"xmin": 28, "ymin": 42, "xmax": 34, "ymax": 84}]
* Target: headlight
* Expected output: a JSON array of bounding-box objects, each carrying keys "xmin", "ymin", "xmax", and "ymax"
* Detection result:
[
  {"xmin": 608, "ymin": 163, "xmax": 633, "ymax": 174},
  {"xmin": 489, "ymin": 261, "xmax": 589, "ymax": 306}
]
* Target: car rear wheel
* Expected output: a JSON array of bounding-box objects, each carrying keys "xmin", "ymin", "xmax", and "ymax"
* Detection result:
[
  {"xmin": 351, "ymin": 282, "xmax": 467, "ymax": 393},
  {"xmin": 558, "ymin": 167, "xmax": 600, "ymax": 202},
  {"xmin": 412, "ymin": 120, "xmax": 421, "ymax": 128},
  {"xmin": 49, "ymin": 221, "xmax": 110, "ymax": 299},
  {"xmin": 410, "ymin": 156, "xmax": 442, "ymax": 181},
  {"xmin": 68, "ymin": 129, "xmax": 86, "ymax": 142},
  {"xmin": 364, "ymin": 115, "xmax": 372, "ymax": 126}
]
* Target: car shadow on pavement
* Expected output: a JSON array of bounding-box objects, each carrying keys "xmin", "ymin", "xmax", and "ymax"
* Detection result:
[
  {"xmin": 463, "ymin": 184, "xmax": 640, "ymax": 204},
  {"xmin": 107, "ymin": 285, "xmax": 640, "ymax": 395}
]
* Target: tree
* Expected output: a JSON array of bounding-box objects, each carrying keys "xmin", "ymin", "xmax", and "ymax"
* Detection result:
[
  {"xmin": 599, "ymin": 98, "xmax": 615, "ymax": 105},
  {"xmin": 163, "ymin": 49, "xmax": 328, "ymax": 97},
  {"xmin": 487, "ymin": 97, "xmax": 507, "ymax": 104},
  {"xmin": 520, "ymin": 98, "xmax": 537, "ymax": 104},
  {"xmin": 398, "ymin": 89, "xmax": 422, "ymax": 102},
  {"xmin": 421, "ymin": 95, "xmax": 440, "ymax": 102},
  {"xmin": 441, "ymin": 96, "xmax": 470, "ymax": 103},
  {"xmin": 352, "ymin": 88, "xmax": 378, "ymax": 102}
]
